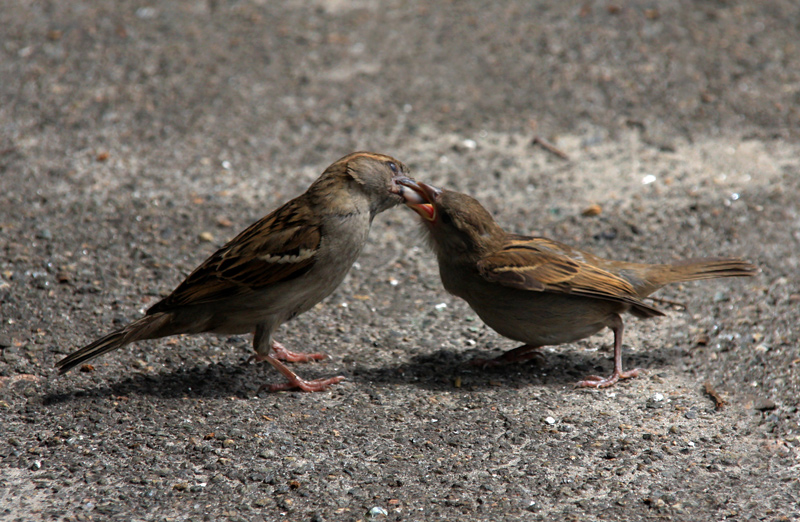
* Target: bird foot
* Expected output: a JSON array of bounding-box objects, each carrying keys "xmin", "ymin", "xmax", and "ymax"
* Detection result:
[
  {"xmin": 270, "ymin": 342, "xmax": 327, "ymax": 363},
  {"xmin": 258, "ymin": 375, "xmax": 345, "ymax": 393},
  {"xmin": 248, "ymin": 341, "xmax": 327, "ymax": 364},
  {"xmin": 576, "ymin": 367, "xmax": 642, "ymax": 388}
]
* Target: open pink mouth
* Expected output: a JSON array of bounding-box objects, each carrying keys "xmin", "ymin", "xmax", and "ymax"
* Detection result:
[{"xmin": 398, "ymin": 178, "xmax": 441, "ymax": 222}]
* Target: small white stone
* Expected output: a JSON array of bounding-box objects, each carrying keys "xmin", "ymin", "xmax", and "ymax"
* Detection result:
[
  {"xmin": 368, "ymin": 506, "xmax": 388, "ymax": 517},
  {"xmin": 652, "ymin": 393, "xmax": 665, "ymax": 402},
  {"xmin": 434, "ymin": 302, "xmax": 447, "ymax": 311},
  {"xmin": 135, "ymin": 7, "xmax": 156, "ymax": 19},
  {"xmin": 642, "ymin": 174, "xmax": 657, "ymax": 185},
  {"xmin": 544, "ymin": 416, "xmax": 556, "ymax": 425},
  {"xmin": 462, "ymin": 139, "xmax": 477, "ymax": 149}
]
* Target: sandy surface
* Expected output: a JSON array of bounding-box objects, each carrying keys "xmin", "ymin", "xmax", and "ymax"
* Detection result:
[{"xmin": 1, "ymin": 1, "xmax": 799, "ymax": 520}]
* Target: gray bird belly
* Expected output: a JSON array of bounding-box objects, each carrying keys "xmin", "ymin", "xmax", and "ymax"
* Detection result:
[{"xmin": 463, "ymin": 285, "xmax": 622, "ymax": 347}]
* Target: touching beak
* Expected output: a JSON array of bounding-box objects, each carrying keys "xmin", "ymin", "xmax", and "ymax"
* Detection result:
[{"xmin": 397, "ymin": 178, "xmax": 441, "ymax": 222}]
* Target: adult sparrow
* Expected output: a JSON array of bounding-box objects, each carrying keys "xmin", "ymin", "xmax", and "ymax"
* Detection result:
[
  {"xmin": 399, "ymin": 179, "xmax": 756, "ymax": 388},
  {"xmin": 57, "ymin": 152, "xmax": 414, "ymax": 392}
]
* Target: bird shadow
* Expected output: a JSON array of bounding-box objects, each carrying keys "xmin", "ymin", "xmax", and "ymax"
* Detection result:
[
  {"xmin": 348, "ymin": 345, "xmax": 674, "ymax": 392},
  {"xmin": 42, "ymin": 343, "xmax": 676, "ymax": 405},
  {"xmin": 42, "ymin": 361, "xmax": 266, "ymax": 405}
]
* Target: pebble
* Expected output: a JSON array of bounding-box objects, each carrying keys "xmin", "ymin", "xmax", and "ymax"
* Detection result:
[
  {"xmin": 581, "ymin": 204, "xmax": 602, "ymax": 216},
  {"xmin": 367, "ymin": 506, "xmax": 388, "ymax": 518},
  {"xmin": 753, "ymin": 398, "xmax": 776, "ymax": 411},
  {"xmin": 135, "ymin": 7, "xmax": 156, "ymax": 19}
]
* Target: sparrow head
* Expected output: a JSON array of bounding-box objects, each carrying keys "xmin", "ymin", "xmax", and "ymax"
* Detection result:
[
  {"xmin": 398, "ymin": 178, "xmax": 504, "ymax": 259},
  {"xmin": 313, "ymin": 152, "xmax": 413, "ymax": 217}
]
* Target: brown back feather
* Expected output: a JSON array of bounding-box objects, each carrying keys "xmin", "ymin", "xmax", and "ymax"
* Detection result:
[
  {"xmin": 148, "ymin": 201, "xmax": 320, "ymax": 314},
  {"xmin": 478, "ymin": 239, "xmax": 664, "ymax": 318}
]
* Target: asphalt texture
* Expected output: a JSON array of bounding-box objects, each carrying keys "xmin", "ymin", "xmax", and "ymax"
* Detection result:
[{"xmin": 1, "ymin": 1, "xmax": 799, "ymax": 520}]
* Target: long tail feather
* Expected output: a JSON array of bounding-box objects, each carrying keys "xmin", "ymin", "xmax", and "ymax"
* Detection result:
[
  {"xmin": 632, "ymin": 257, "xmax": 757, "ymax": 297},
  {"xmin": 56, "ymin": 313, "xmax": 173, "ymax": 374},
  {"xmin": 658, "ymin": 257, "xmax": 758, "ymax": 283}
]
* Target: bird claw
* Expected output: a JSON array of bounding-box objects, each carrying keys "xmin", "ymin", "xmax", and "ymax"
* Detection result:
[
  {"xmin": 250, "ymin": 340, "xmax": 341, "ymax": 393},
  {"xmin": 246, "ymin": 353, "xmax": 267, "ymax": 364},
  {"xmin": 247, "ymin": 342, "xmax": 327, "ymax": 364},
  {"xmin": 576, "ymin": 367, "xmax": 642, "ymax": 388},
  {"xmin": 271, "ymin": 342, "xmax": 327, "ymax": 363},
  {"xmin": 257, "ymin": 375, "xmax": 345, "ymax": 393}
]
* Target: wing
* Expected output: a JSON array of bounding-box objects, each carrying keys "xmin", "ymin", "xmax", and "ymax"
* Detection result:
[
  {"xmin": 147, "ymin": 200, "xmax": 320, "ymax": 314},
  {"xmin": 476, "ymin": 237, "xmax": 663, "ymax": 316}
]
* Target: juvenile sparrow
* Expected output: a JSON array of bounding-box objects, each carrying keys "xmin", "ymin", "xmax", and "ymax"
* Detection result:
[
  {"xmin": 399, "ymin": 179, "xmax": 757, "ymax": 388},
  {"xmin": 57, "ymin": 152, "xmax": 413, "ymax": 392}
]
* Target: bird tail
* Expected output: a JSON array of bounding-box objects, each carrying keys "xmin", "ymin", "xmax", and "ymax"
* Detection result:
[
  {"xmin": 56, "ymin": 312, "xmax": 174, "ymax": 374},
  {"xmin": 658, "ymin": 257, "xmax": 757, "ymax": 282},
  {"xmin": 635, "ymin": 257, "xmax": 757, "ymax": 296}
]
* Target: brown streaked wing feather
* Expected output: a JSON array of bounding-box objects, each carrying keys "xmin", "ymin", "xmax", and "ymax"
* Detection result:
[
  {"xmin": 147, "ymin": 201, "xmax": 321, "ymax": 314},
  {"xmin": 477, "ymin": 238, "xmax": 663, "ymax": 316},
  {"xmin": 477, "ymin": 247, "xmax": 580, "ymax": 291}
]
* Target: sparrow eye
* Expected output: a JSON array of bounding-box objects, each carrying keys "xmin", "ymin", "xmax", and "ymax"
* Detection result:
[
  {"xmin": 440, "ymin": 212, "xmax": 452, "ymax": 225},
  {"xmin": 387, "ymin": 161, "xmax": 398, "ymax": 174}
]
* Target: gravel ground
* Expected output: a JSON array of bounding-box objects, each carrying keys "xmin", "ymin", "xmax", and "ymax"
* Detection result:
[{"xmin": 1, "ymin": 1, "xmax": 799, "ymax": 520}]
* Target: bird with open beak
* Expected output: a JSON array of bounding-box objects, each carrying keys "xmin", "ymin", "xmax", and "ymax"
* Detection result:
[{"xmin": 399, "ymin": 178, "xmax": 757, "ymax": 388}]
